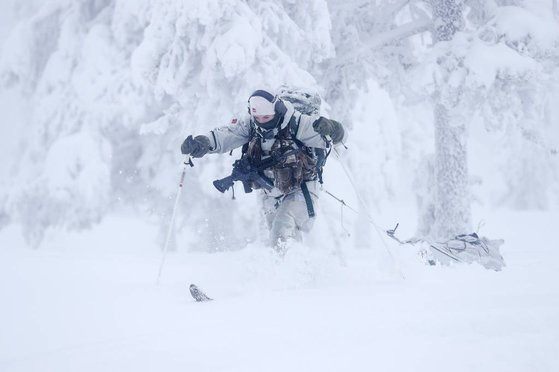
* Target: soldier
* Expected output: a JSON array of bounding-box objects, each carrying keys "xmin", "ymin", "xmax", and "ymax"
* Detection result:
[{"xmin": 181, "ymin": 89, "xmax": 346, "ymax": 250}]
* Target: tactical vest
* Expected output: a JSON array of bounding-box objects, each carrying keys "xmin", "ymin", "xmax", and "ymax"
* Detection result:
[
  {"xmin": 243, "ymin": 115, "xmax": 331, "ymax": 218},
  {"xmin": 244, "ymin": 115, "xmax": 319, "ymax": 195}
]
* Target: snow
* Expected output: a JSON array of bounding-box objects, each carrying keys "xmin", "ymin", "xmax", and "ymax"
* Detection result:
[
  {"xmin": 43, "ymin": 132, "xmax": 111, "ymax": 204},
  {"xmin": 1, "ymin": 1, "xmax": 559, "ymax": 371},
  {"xmin": 1, "ymin": 209, "xmax": 558, "ymax": 372},
  {"xmin": 493, "ymin": 6, "xmax": 559, "ymax": 51}
]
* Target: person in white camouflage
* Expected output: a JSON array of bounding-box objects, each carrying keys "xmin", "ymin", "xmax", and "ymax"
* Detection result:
[{"xmin": 181, "ymin": 89, "xmax": 346, "ymax": 251}]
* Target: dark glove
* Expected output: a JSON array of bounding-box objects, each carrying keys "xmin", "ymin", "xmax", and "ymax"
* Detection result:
[
  {"xmin": 313, "ymin": 117, "xmax": 345, "ymax": 144},
  {"xmin": 181, "ymin": 135, "xmax": 211, "ymax": 158}
]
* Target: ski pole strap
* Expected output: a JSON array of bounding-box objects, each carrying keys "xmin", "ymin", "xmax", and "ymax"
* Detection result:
[{"xmin": 301, "ymin": 182, "xmax": 315, "ymax": 218}]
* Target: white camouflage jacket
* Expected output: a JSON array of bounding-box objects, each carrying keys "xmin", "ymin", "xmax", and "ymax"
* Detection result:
[
  {"xmin": 205, "ymin": 101, "xmax": 347, "ymax": 197},
  {"xmin": 205, "ymin": 101, "xmax": 334, "ymax": 154}
]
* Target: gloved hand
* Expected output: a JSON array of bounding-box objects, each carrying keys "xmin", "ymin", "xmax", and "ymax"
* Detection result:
[
  {"xmin": 313, "ymin": 117, "xmax": 335, "ymax": 136},
  {"xmin": 312, "ymin": 117, "xmax": 345, "ymax": 144},
  {"xmin": 181, "ymin": 135, "xmax": 211, "ymax": 158}
]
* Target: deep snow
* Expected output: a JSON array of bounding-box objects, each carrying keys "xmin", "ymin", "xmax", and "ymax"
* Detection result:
[
  {"xmin": 1, "ymin": 208, "xmax": 557, "ymax": 372},
  {"xmin": 1, "ymin": 2, "xmax": 558, "ymax": 371}
]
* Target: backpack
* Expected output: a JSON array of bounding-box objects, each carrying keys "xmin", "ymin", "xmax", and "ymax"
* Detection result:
[
  {"xmin": 278, "ymin": 86, "xmax": 330, "ymax": 184},
  {"xmin": 277, "ymin": 85, "xmax": 322, "ymax": 115}
]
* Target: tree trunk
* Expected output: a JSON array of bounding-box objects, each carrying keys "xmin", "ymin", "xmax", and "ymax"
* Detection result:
[
  {"xmin": 429, "ymin": 0, "xmax": 471, "ymax": 240},
  {"xmin": 433, "ymin": 104, "xmax": 471, "ymax": 240},
  {"xmin": 430, "ymin": 0, "xmax": 464, "ymax": 43}
]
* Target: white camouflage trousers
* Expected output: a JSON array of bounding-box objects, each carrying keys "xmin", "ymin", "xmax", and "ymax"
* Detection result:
[{"xmin": 261, "ymin": 182, "xmax": 318, "ymax": 249}]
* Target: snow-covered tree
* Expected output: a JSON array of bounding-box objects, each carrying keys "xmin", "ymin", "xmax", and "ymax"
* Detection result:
[
  {"xmin": 0, "ymin": 0, "xmax": 558, "ymax": 251},
  {"xmin": 320, "ymin": 0, "xmax": 434, "ymax": 248},
  {"xmin": 409, "ymin": 0, "xmax": 559, "ymax": 239},
  {"xmin": 471, "ymin": 1, "xmax": 559, "ymax": 210},
  {"xmin": 0, "ymin": 0, "xmax": 334, "ymax": 248}
]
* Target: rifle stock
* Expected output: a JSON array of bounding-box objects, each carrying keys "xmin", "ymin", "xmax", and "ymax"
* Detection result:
[{"xmin": 213, "ymin": 177, "xmax": 235, "ymax": 193}]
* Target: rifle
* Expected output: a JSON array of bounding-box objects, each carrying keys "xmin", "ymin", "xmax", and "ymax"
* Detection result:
[{"xmin": 213, "ymin": 149, "xmax": 297, "ymax": 193}]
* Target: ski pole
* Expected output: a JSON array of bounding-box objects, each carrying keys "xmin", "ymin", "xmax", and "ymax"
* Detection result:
[
  {"xmin": 156, "ymin": 155, "xmax": 194, "ymax": 285},
  {"xmin": 329, "ymin": 142, "xmax": 406, "ymax": 279},
  {"xmin": 323, "ymin": 189, "xmax": 359, "ymax": 215}
]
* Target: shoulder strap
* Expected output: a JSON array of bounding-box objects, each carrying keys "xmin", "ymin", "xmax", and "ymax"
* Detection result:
[
  {"xmin": 289, "ymin": 114, "xmax": 300, "ymax": 137},
  {"xmin": 289, "ymin": 114, "xmax": 306, "ymax": 148},
  {"xmin": 241, "ymin": 122, "xmax": 256, "ymax": 155}
]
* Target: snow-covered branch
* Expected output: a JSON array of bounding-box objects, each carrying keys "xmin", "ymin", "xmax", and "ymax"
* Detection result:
[
  {"xmin": 380, "ymin": 0, "xmax": 412, "ymax": 20},
  {"xmin": 337, "ymin": 17, "xmax": 431, "ymax": 64},
  {"xmin": 369, "ymin": 17, "xmax": 431, "ymax": 49}
]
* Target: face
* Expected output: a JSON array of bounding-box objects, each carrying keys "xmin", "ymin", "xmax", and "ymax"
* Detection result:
[{"xmin": 253, "ymin": 114, "xmax": 275, "ymax": 124}]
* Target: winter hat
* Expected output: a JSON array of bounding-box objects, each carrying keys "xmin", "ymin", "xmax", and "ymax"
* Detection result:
[{"xmin": 248, "ymin": 90, "xmax": 277, "ymax": 116}]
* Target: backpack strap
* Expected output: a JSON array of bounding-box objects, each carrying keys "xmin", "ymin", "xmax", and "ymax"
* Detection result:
[
  {"xmin": 288, "ymin": 114, "xmax": 316, "ymax": 218},
  {"xmin": 241, "ymin": 122, "xmax": 256, "ymax": 155},
  {"xmin": 289, "ymin": 113, "xmax": 306, "ymax": 148},
  {"xmin": 289, "ymin": 114, "xmax": 332, "ymax": 185}
]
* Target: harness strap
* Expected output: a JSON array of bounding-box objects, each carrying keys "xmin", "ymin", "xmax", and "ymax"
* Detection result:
[
  {"xmin": 300, "ymin": 182, "xmax": 315, "ymax": 218},
  {"xmin": 272, "ymin": 183, "xmax": 315, "ymax": 219}
]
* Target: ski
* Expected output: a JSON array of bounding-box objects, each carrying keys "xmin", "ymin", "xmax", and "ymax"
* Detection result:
[
  {"xmin": 189, "ymin": 284, "xmax": 213, "ymax": 302},
  {"xmin": 428, "ymin": 243, "xmax": 462, "ymax": 262}
]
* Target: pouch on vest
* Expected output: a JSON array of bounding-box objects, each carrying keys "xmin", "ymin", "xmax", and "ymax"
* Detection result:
[{"xmin": 271, "ymin": 139, "xmax": 306, "ymax": 193}]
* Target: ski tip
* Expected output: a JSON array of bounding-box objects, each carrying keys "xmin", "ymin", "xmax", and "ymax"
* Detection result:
[{"xmin": 189, "ymin": 283, "xmax": 213, "ymax": 302}]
